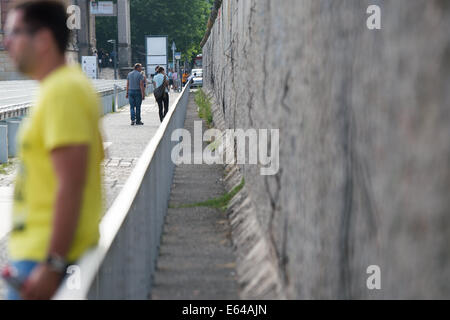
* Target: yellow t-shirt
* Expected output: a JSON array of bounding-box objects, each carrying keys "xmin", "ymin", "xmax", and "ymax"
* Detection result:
[{"xmin": 9, "ymin": 64, "xmax": 104, "ymax": 263}]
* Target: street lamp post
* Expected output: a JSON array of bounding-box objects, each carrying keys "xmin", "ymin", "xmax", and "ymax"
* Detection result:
[
  {"xmin": 108, "ymin": 39, "xmax": 117, "ymax": 80},
  {"xmin": 172, "ymin": 41, "xmax": 176, "ymax": 73}
]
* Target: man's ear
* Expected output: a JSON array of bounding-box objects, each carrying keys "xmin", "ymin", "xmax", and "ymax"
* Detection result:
[{"xmin": 33, "ymin": 29, "xmax": 54, "ymax": 55}]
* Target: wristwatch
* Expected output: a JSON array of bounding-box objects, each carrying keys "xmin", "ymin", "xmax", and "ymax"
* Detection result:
[{"xmin": 45, "ymin": 254, "xmax": 68, "ymax": 274}]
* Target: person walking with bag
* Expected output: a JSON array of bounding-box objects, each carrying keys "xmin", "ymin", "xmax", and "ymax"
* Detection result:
[{"xmin": 153, "ymin": 67, "xmax": 170, "ymax": 122}]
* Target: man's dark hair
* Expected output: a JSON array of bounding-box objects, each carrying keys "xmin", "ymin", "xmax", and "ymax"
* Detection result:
[{"xmin": 12, "ymin": 0, "xmax": 70, "ymax": 54}]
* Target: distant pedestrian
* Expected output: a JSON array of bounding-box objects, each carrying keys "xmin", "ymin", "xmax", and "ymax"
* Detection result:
[
  {"xmin": 172, "ymin": 70, "xmax": 179, "ymax": 91},
  {"xmin": 188, "ymin": 72, "xmax": 195, "ymax": 85},
  {"xmin": 141, "ymin": 71, "xmax": 147, "ymax": 89},
  {"xmin": 110, "ymin": 50, "xmax": 117, "ymax": 66},
  {"xmin": 153, "ymin": 66, "xmax": 170, "ymax": 122},
  {"xmin": 182, "ymin": 71, "xmax": 189, "ymax": 87},
  {"xmin": 104, "ymin": 53, "xmax": 110, "ymax": 67},
  {"xmin": 126, "ymin": 63, "xmax": 146, "ymax": 126},
  {"xmin": 98, "ymin": 49, "xmax": 104, "ymax": 72},
  {"xmin": 168, "ymin": 69, "xmax": 173, "ymax": 92}
]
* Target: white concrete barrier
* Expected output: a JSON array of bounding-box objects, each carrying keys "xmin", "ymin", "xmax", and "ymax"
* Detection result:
[
  {"xmin": 54, "ymin": 83, "xmax": 191, "ymax": 300},
  {"xmin": 3, "ymin": 118, "xmax": 21, "ymax": 157}
]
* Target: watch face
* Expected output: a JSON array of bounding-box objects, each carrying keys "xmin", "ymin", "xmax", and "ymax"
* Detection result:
[{"xmin": 46, "ymin": 255, "xmax": 68, "ymax": 273}]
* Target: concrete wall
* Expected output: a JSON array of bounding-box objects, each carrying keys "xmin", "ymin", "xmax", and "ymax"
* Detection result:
[{"xmin": 203, "ymin": 0, "xmax": 450, "ymax": 299}]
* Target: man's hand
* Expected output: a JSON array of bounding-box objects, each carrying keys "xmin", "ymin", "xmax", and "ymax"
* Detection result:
[
  {"xmin": 126, "ymin": 92, "xmax": 129, "ymax": 99},
  {"xmin": 20, "ymin": 264, "xmax": 63, "ymax": 300},
  {"xmin": 140, "ymin": 80, "xmax": 145, "ymax": 101}
]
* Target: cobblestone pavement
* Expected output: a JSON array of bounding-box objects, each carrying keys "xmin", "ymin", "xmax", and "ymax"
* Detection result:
[{"xmin": 0, "ymin": 90, "xmax": 181, "ymax": 299}]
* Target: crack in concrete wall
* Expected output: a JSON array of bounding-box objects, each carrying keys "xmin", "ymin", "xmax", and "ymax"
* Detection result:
[{"xmin": 204, "ymin": 0, "xmax": 450, "ymax": 299}]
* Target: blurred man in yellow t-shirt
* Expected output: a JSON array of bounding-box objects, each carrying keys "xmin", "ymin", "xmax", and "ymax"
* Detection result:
[{"xmin": 3, "ymin": 0, "xmax": 104, "ymax": 300}]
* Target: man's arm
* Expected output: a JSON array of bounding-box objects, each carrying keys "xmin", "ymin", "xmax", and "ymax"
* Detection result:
[
  {"xmin": 126, "ymin": 80, "xmax": 129, "ymax": 99},
  {"xmin": 140, "ymin": 79, "xmax": 145, "ymax": 100},
  {"xmin": 21, "ymin": 145, "xmax": 89, "ymax": 300},
  {"xmin": 48, "ymin": 145, "xmax": 89, "ymax": 257},
  {"xmin": 164, "ymin": 75, "xmax": 169, "ymax": 89}
]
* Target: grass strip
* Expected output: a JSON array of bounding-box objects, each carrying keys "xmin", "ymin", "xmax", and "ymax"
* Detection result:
[
  {"xmin": 195, "ymin": 89, "xmax": 213, "ymax": 127},
  {"xmin": 170, "ymin": 178, "xmax": 245, "ymax": 211}
]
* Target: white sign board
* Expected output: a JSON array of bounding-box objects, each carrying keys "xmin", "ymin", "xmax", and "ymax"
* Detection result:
[
  {"xmin": 146, "ymin": 37, "xmax": 167, "ymax": 56},
  {"xmin": 148, "ymin": 56, "xmax": 167, "ymax": 65},
  {"xmin": 90, "ymin": 1, "xmax": 116, "ymax": 16},
  {"xmin": 82, "ymin": 56, "xmax": 97, "ymax": 80},
  {"xmin": 146, "ymin": 36, "xmax": 168, "ymax": 76}
]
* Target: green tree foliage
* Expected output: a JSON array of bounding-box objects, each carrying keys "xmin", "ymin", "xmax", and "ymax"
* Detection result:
[{"xmin": 96, "ymin": 0, "xmax": 213, "ymax": 65}]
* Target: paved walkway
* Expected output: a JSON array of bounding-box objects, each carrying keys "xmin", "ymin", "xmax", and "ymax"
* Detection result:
[
  {"xmin": 101, "ymin": 91, "xmax": 181, "ymax": 209},
  {"xmin": 0, "ymin": 90, "xmax": 180, "ymax": 299},
  {"xmin": 151, "ymin": 94, "xmax": 239, "ymax": 300}
]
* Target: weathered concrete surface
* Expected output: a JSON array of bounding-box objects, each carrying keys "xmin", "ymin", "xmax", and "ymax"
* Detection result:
[{"xmin": 203, "ymin": 0, "xmax": 450, "ymax": 299}]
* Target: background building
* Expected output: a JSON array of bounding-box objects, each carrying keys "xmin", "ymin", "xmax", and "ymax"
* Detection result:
[
  {"xmin": 0, "ymin": 0, "xmax": 24, "ymax": 80},
  {"xmin": 0, "ymin": 0, "xmax": 132, "ymax": 80},
  {"xmin": 0, "ymin": 0, "xmax": 98, "ymax": 80}
]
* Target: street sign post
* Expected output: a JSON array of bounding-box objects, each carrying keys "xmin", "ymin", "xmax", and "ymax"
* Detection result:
[
  {"xmin": 171, "ymin": 42, "xmax": 177, "ymax": 72},
  {"xmin": 175, "ymin": 52, "xmax": 181, "ymax": 76}
]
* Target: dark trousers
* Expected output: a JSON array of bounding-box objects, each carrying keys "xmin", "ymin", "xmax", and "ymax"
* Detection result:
[
  {"xmin": 129, "ymin": 90, "xmax": 142, "ymax": 123},
  {"xmin": 156, "ymin": 92, "xmax": 169, "ymax": 122}
]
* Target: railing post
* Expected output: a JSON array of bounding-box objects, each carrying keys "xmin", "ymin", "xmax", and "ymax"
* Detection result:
[
  {"xmin": 114, "ymin": 84, "xmax": 119, "ymax": 113},
  {"xmin": 0, "ymin": 124, "xmax": 8, "ymax": 164}
]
